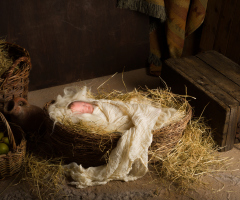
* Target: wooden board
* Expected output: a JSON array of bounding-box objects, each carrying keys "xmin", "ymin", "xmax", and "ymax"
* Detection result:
[
  {"xmin": 163, "ymin": 51, "xmax": 240, "ymax": 151},
  {"xmin": 199, "ymin": 0, "xmax": 225, "ymax": 50},
  {"xmin": 225, "ymin": 0, "xmax": 240, "ymax": 64},
  {"xmin": 196, "ymin": 51, "xmax": 240, "ymax": 87},
  {"xmin": 200, "ymin": 0, "xmax": 240, "ymax": 66},
  {"xmin": 212, "ymin": 0, "xmax": 238, "ymax": 55},
  {"xmin": 0, "ymin": 0, "xmax": 149, "ymax": 91},
  {"xmin": 163, "ymin": 60, "xmax": 236, "ymax": 150},
  {"xmin": 195, "ymin": 51, "xmax": 240, "ymax": 146}
]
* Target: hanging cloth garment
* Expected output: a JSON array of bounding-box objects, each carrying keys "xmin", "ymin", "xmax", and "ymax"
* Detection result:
[{"xmin": 117, "ymin": 0, "xmax": 208, "ymax": 76}]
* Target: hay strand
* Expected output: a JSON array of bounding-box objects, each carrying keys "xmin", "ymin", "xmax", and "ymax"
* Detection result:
[
  {"xmin": 0, "ymin": 39, "xmax": 14, "ymax": 77},
  {"xmin": 43, "ymin": 86, "xmax": 192, "ymax": 167},
  {"xmin": 60, "ymin": 86, "xmax": 189, "ymax": 136},
  {"xmin": 149, "ymin": 117, "xmax": 230, "ymax": 192},
  {"xmin": 22, "ymin": 154, "xmax": 66, "ymax": 200}
]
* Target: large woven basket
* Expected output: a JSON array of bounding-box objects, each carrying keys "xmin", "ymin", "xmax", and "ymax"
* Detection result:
[
  {"xmin": 0, "ymin": 112, "xmax": 26, "ymax": 178},
  {"xmin": 43, "ymin": 97, "xmax": 192, "ymax": 168},
  {"xmin": 0, "ymin": 42, "xmax": 31, "ymax": 111}
]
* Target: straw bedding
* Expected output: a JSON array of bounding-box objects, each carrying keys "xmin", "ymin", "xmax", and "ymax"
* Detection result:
[
  {"xmin": 40, "ymin": 86, "xmax": 192, "ymax": 188},
  {"xmin": 43, "ymin": 86, "xmax": 192, "ymax": 167},
  {"xmin": 22, "ymin": 112, "xmax": 229, "ymax": 196},
  {"xmin": 19, "ymin": 87, "xmax": 230, "ymax": 194},
  {"xmin": 149, "ymin": 117, "xmax": 230, "ymax": 191},
  {"xmin": 22, "ymin": 154, "xmax": 65, "ymax": 200}
]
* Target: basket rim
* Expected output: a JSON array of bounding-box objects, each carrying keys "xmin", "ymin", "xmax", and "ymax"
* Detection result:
[
  {"xmin": 0, "ymin": 42, "xmax": 32, "ymax": 88},
  {"xmin": 0, "ymin": 137, "xmax": 26, "ymax": 159},
  {"xmin": 0, "ymin": 112, "xmax": 17, "ymax": 149}
]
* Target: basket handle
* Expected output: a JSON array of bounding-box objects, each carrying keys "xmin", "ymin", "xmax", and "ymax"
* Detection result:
[
  {"xmin": 0, "ymin": 112, "xmax": 16, "ymax": 150},
  {"xmin": 1, "ymin": 56, "xmax": 32, "ymax": 88}
]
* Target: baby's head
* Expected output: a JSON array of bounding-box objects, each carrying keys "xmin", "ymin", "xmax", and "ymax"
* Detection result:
[{"xmin": 68, "ymin": 101, "xmax": 94, "ymax": 114}]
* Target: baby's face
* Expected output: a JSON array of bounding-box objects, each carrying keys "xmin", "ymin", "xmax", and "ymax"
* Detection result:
[{"xmin": 69, "ymin": 101, "xmax": 94, "ymax": 114}]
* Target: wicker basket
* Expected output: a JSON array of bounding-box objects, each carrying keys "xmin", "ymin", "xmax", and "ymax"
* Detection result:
[
  {"xmin": 0, "ymin": 112, "xmax": 26, "ymax": 178},
  {"xmin": 0, "ymin": 42, "xmax": 31, "ymax": 111},
  {"xmin": 43, "ymin": 97, "xmax": 192, "ymax": 168}
]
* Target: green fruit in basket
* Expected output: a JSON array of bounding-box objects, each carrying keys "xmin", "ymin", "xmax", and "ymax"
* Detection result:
[
  {"xmin": 2, "ymin": 137, "xmax": 9, "ymax": 145},
  {"xmin": 0, "ymin": 132, "xmax": 4, "ymax": 140},
  {"xmin": 0, "ymin": 142, "xmax": 9, "ymax": 155}
]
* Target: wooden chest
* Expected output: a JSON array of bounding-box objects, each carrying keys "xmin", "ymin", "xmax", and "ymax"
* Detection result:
[{"xmin": 162, "ymin": 50, "xmax": 240, "ymax": 151}]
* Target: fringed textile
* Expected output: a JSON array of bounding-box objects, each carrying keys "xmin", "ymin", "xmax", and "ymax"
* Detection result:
[{"xmin": 117, "ymin": 0, "xmax": 208, "ymax": 76}]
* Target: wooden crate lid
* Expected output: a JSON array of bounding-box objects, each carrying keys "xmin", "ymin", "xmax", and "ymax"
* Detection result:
[
  {"xmin": 195, "ymin": 50, "xmax": 240, "ymax": 103},
  {"xmin": 165, "ymin": 50, "xmax": 240, "ymax": 151},
  {"xmin": 165, "ymin": 51, "xmax": 239, "ymax": 109}
]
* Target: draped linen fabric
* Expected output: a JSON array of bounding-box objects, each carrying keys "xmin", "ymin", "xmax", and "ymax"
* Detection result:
[
  {"xmin": 48, "ymin": 86, "xmax": 184, "ymax": 188},
  {"xmin": 118, "ymin": 0, "xmax": 208, "ymax": 76}
]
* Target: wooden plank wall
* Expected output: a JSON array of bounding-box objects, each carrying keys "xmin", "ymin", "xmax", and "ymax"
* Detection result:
[
  {"xmin": 0, "ymin": 1, "xmax": 149, "ymax": 91},
  {"xmin": 200, "ymin": 0, "xmax": 240, "ymax": 65}
]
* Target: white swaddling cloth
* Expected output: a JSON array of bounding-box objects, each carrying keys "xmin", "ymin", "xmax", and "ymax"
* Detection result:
[{"xmin": 48, "ymin": 86, "xmax": 184, "ymax": 188}]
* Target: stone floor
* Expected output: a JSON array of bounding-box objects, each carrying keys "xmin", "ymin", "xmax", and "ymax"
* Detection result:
[{"xmin": 1, "ymin": 68, "xmax": 240, "ymax": 200}]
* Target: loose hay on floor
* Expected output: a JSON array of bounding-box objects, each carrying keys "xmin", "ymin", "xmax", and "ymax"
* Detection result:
[
  {"xmin": 22, "ymin": 154, "xmax": 66, "ymax": 200},
  {"xmin": 149, "ymin": 117, "xmax": 230, "ymax": 192},
  {"xmin": 21, "ymin": 96, "xmax": 234, "ymax": 199},
  {"xmin": 26, "ymin": 86, "xmax": 231, "ymax": 194},
  {"xmin": 22, "ymin": 117, "xmax": 230, "ymax": 196}
]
